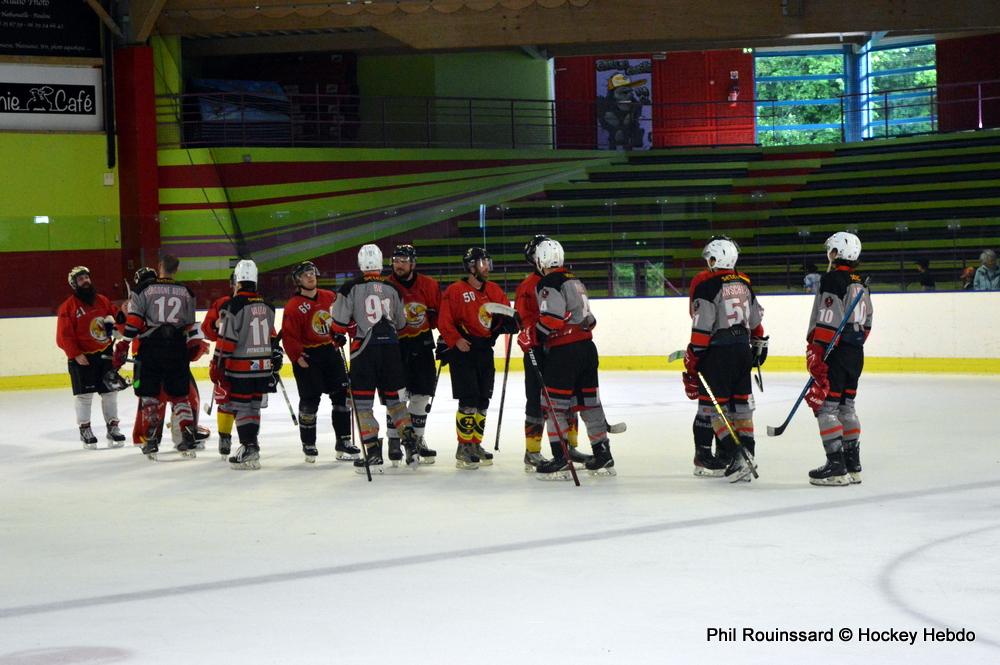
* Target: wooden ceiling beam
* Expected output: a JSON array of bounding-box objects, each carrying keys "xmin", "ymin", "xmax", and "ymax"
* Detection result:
[{"xmin": 129, "ymin": 0, "xmax": 170, "ymax": 43}]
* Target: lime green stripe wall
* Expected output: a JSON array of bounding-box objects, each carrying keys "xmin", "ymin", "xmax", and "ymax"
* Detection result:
[{"xmin": 0, "ymin": 133, "xmax": 120, "ymax": 253}]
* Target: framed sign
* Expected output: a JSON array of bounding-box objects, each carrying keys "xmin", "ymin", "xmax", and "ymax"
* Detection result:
[
  {"xmin": 0, "ymin": 0, "xmax": 101, "ymax": 58},
  {"xmin": 0, "ymin": 63, "xmax": 103, "ymax": 131}
]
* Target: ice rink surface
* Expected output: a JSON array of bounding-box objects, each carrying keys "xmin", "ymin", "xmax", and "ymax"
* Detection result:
[{"xmin": 0, "ymin": 371, "xmax": 997, "ymax": 665}]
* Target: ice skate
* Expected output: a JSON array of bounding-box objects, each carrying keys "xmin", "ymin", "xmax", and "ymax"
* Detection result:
[
  {"xmin": 843, "ymin": 443, "xmax": 862, "ymax": 484},
  {"xmin": 473, "ymin": 443, "xmax": 493, "ymax": 466},
  {"xmin": 417, "ymin": 437, "xmax": 437, "ymax": 465},
  {"xmin": 141, "ymin": 438, "xmax": 159, "ymax": 461},
  {"xmin": 79, "ymin": 423, "xmax": 98, "ymax": 450},
  {"xmin": 567, "ymin": 445, "xmax": 592, "ymax": 467},
  {"xmin": 175, "ymin": 428, "xmax": 198, "ymax": 459},
  {"xmin": 535, "ymin": 455, "xmax": 573, "ymax": 481},
  {"xmin": 724, "ymin": 449, "xmax": 754, "ymax": 483},
  {"xmin": 335, "ymin": 436, "xmax": 360, "ymax": 461},
  {"xmin": 585, "ymin": 441, "xmax": 616, "ymax": 477},
  {"xmin": 693, "ymin": 445, "xmax": 726, "ymax": 477},
  {"xmin": 523, "ymin": 451, "xmax": 549, "ymax": 473},
  {"xmin": 455, "ymin": 443, "xmax": 480, "ymax": 470},
  {"xmin": 303, "ymin": 442, "xmax": 318, "ymax": 463},
  {"xmin": 229, "ymin": 443, "xmax": 260, "ymax": 470},
  {"xmin": 354, "ymin": 440, "xmax": 385, "ymax": 474},
  {"xmin": 218, "ymin": 433, "xmax": 232, "ymax": 458},
  {"xmin": 401, "ymin": 428, "xmax": 421, "ymax": 469},
  {"xmin": 105, "ymin": 420, "xmax": 126, "ymax": 448},
  {"xmin": 809, "ymin": 452, "xmax": 850, "ymax": 486},
  {"xmin": 193, "ymin": 426, "xmax": 210, "ymax": 450}
]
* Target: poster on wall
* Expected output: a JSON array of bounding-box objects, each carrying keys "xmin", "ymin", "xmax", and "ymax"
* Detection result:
[
  {"xmin": 0, "ymin": 64, "xmax": 103, "ymax": 131},
  {"xmin": 0, "ymin": 0, "xmax": 101, "ymax": 58},
  {"xmin": 595, "ymin": 58, "xmax": 652, "ymax": 151}
]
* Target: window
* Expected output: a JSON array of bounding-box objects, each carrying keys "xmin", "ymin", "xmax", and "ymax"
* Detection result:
[
  {"xmin": 862, "ymin": 42, "xmax": 936, "ymax": 138},
  {"xmin": 754, "ymin": 50, "xmax": 846, "ymax": 146}
]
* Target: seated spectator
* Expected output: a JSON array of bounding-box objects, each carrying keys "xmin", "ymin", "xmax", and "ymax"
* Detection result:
[
  {"xmin": 960, "ymin": 266, "xmax": 975, "ymax": 291},
  {"xmin": 915, "ymin": 258, "xmax": 936, "ymax": 291},
  {"xmin": 973, "ymin": 250, "xmax": 1000, "ymax": 291},
  {"xmin": 803, "ymin": 262, "xmax": 821, "ymax": 294}
]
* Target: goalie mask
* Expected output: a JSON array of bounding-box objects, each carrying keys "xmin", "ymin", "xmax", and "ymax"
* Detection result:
[{"xmin": 102, "ymin": 369, "xmax": 131, "ymax": 392}]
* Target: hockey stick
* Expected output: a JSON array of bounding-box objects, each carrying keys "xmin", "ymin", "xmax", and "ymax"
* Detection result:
[
  {"xmin": 425, "ymin": 361, "xmax": 442, "ymax": 414},
  {"xmin": 753, "ymin": 359, "xmax": 764, "ymax": 392},
  {"xmin": 275, "ymin": 374, "xmax": 298, "ymax": 426},
  {"xmin": 526, "ymin": 348, "xmax": 580, "ymax": 486},
  {"xmin": 339, "ymin": 345, "xmax": 372, "ymax": 482},
  {"xmin": 667, "ymin": 349, "xmax": 685, "ymax": 363},
  {"xmin": 696, "ymin": 371, "xmax": 759, "ymax": 480},
  {"xmin": 493, "ymin": 334, "xmax": 513, "ymax": 451},
  {"xmin": 767, "ymin": 277, "xmax": 871, "ymax": 437}
]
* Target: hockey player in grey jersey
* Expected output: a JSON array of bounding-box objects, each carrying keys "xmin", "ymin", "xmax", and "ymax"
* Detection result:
[
  {"xmin": 124, "ymin": 254, "xmax": 200, "ymax": 461},
  {"xmin": 682, "ymin": 237, "xmax": 767, "ymax": 483},
  {"xmin": 532, "ymin": 239, "xmax": 616, "ymax": 479},
  {"xmin": 211, "ymin": 259, "xmax": 280, "ymax": 470},
  {"xmin": 804, "ymin": 232, "xmax": 873, "ymax": 486},
  {"xmin": 331, "ymin": 244, "xmax": 421, "ymax": 473}
]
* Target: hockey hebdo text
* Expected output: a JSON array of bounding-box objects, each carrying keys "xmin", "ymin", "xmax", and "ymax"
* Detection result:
[{"xmin": 706, "ymin": 627, "xmax": 975, "ymax": 645}]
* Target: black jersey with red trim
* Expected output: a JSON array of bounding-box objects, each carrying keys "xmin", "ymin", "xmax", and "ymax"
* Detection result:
[{"xmin": 807, "ymin": 266, "xmax": 872, "ymax": 348}]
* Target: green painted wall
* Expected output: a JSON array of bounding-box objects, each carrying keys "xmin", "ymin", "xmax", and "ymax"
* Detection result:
[
  {"xmin": 0, "ymin": 133, "xmax": 120, "ymax": 252},
  {"xmin": 358, "ymin": 54, "xmax": 436, "ymax": 98},
  {"xmin": 433, "ymin": 51, "xmax": 552, "ymax": 100}
]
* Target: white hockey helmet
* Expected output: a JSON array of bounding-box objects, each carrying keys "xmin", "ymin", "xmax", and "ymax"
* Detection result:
[
  {"xmin": 67, "ymin": 265, "xmax": 91, "ymax": 288},
  {"xmin": 534, "ymin": 239, "xmax": 565, "ymax": 271},
  {"xmin": 233, "ymin": 259, "xmax": 258, "ymax": 284},
  {"xmin": 358, "ymin": 244, "xmax": 383, "ymax": 272},
  {"xmin": 825, "ymin": 231, "xmax": 862, "ymax": 262},
  {"xmin": 702, "ymin": 236, "xmax": 739, "ymax": 270}
]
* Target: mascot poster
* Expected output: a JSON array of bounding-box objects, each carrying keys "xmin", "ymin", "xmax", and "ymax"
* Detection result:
[{"xmin": 596, "ymin": 58, "xmax": 652, "ymax": 151}]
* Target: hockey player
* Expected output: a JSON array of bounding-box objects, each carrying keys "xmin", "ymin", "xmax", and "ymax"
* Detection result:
[
  {"xmin": 438, "ymin": 247, "xmax": 517, "ymax": 470},
  {"xmin": 804, "ymin": 231, "xmax": 872, "ymax": 486},
  {"xmin": 386, "ymin": 244, "xmax": 441, "ymax": 465},
  {"xmin": 531, "ymin": 239, "xmax": 616, "ymax": 479},
  {"xmin": 56, "ymin": 266, "xmax": 127, "ymax": 449},
  {"xmin": 514, "ymin": 235, "xmax": 589, "ymax": 471},
  {"xmin": 282, "ymin": 260, "xmax": 359, "ymax": 463},
  {"xmin": 331, "ymin": 244, "xmax": 420, "ymax": 473},
  {"xmin": 201, "ymin": 272, "xmax": 237, "ymax": 457},
  {"xmin": 681, "ymin": 236, "xmax": 766, "ymax": 483},
  {"xmin": 124, "ymin": 255, "xmax": 201, "ymax": 460},
  {"xmin": 212, "ymin": 259, "xmax": 280, "ymax": 470}
]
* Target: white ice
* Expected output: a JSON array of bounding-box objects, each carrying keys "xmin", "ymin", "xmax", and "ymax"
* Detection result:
[{"xmin": 0, "ymin": 371, "xmax": 998, "ymax": 665}]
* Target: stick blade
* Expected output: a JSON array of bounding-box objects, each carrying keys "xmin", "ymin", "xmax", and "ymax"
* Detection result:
[
  {"xmin": 667, "ymin": 349, "xmax": 685, "ymax": 363},
  {"xmin": 766, "ymin": 424, "xmax": 786, "ymax": 437},
  {"xmin": 607, "ymin": 421, "xmax": 627, "ymax": 434}
]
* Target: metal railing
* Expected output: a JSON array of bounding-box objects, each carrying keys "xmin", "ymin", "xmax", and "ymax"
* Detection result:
[{"xmin": 154, "ymin": 78, "xmax": 1000, "ymax": 150}]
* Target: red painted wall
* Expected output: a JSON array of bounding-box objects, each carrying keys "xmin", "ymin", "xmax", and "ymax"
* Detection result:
[
  {"xmin": 936, "ymin": 33, "xmax": 1000, "ymax": 132},
  {"xmin": 554, "ymin": 49, "xmax": 755, "ymax": 149},
  {"xmin": 4, "ymin": 250, "xmax": 125, "ymax": 317}
]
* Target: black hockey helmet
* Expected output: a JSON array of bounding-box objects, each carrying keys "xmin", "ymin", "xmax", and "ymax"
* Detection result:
[
  {"xmin": 463, "ymin": 246, "xmax": 492, "ymax": 273},
  {"xmin": 524, "ymin": 234, "xmax": 551, "ymax": 265},
  {"xmin": 391, "ymin": 244, "xmax": 417, "ymax": 262},
  {"xmin": 292, "ymin": 260, "xmax": 319, "ymax": 284},
  {"xmin": 133, "ymin": 266, "xmax": 157, "ymax": 287}
]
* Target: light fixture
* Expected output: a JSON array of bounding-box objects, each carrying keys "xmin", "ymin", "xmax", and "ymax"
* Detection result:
[{"xmin": 34, "ymin": 215, "xmax": 49, "ymax": 224}]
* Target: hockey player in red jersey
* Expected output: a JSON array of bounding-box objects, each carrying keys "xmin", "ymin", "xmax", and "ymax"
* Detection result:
[
  {"xmin": 201, "ymin": 272, "xmax": 236, "ymax": 457},
  {"xmin": 387, "ymin": 244, "xmax": 441, "ymax": 464},
  {"xmin": 682, "ymin": 237, "xmax": 767, "ymax": 483},
  {"xmin": 531, "ymin": 239, "xmax": 615, "ymax": 479},
  {"xmin": 56, "ymin": 266, "xmax": 127, "ymax": 449},
  {"xmin": 282, "ymin": 260, "xmax": 359, "ymax": 463},
  {"xmin": 804, "ymin": 232, "xmax": 873, "ymax": 486},
  {"xmin": 438, "ymin": 247, "xmax": 517, "ymax": 470},
  {"xmin": 514, "ymin": 235, "xmax": 588, "ymax": 471},
  {"xmin": 212, "ymin": 259, "xmax": 280, "ymax": 470}
]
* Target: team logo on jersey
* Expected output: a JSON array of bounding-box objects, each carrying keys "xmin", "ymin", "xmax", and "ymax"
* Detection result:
[
  {"xmin": 311, "ymin": 309, "xmax": 332, "ymax": 336},
  {"xmin": 824, "ymin": 296, "xmax": 834, "ymax": 307},
  {"xmin": 405, "ymin": 302, "xmax": 427, "ymax": 327},
  {"xmin": 692, "ymin": 301, "xmax": 700, "ymax": 311},
  {"xmin": 477, "ymin": 304, "xmax": 493, "ymax": 330},
  {"xmin": 89, "ymin": 317, "xmax": 109, "ymax": 342}
]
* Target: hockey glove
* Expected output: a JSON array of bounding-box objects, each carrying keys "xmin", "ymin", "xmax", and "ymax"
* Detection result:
[
  {"xmin": 271, "ymin": 346, "xmax": 284, "ymax": 374},
  {"xmin": 580, "ymin": 313, "xmax": 597, "ymax": 331},
  {"xmin": 682, "ymin": 371, "xmax": 700, "ymax": 400},
  {"xmin": 111, "ymin": 340, "xmax": 129, "ymax": 370},
  {"xmin": 491, "ymin": 314, "xmax": 519, "ymax": 336},
  {"xmin": 188, "ymin": 339, "xmax": 210, "ymax": 362},
  {"xmin": 683, "ymin": 344, "xmax": 703, "ymax": 376},
  {"xmin": 213, "ymin": 380, "xmax": 231, "ymax": 405},
  {"xmin": 332, "ymin": 333, "xmax": 347, "ymax": 347},
  {"xmin": 805, "ymin": 343, "xmax": 828, "ymax": 383},
  {"xmin": 209, "ymin": 356, "xmax": 223, "ymax": 385},
  {"xmin": 805, "ymin": 376, "xmax": 829, "ymax": 413},
  {"xmin": 434, "ymin": 338, "xmax": 450, "ymax": 366},
  {"xmin": 751, "ymin": 335, "xmax": 769, "ymax": 366},
  {"xmin": 103, "ymin": 316, "xmax": 117, "ymax": 341},
  {"xmin": 517, "ymin": 325, "xmax": 537, "ymax": 353}
]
